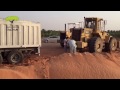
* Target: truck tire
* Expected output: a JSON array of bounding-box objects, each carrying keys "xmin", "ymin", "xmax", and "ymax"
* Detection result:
[
  {"xmin": 89, "ymin": 37, "xmax": 103, "ymax": 53},
  {"xmin": 107, "ymin": 38, "xmax": 117, "ymax": 52},
  {"xmin": 0, "ymin": 54, "xmax": 3, "ymax": 64},
  {"xmin": 7, "ymin": 50, "xmax": 24, "ymax": 64}
]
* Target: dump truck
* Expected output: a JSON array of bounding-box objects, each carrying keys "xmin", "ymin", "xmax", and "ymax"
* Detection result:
[
  {"xmin": 0, "ymin": 18, "xmax": 41, "ymax": 64},
  {"xmin": 70, "ymin": 17, "xmax": 117, "ymax": 53}
]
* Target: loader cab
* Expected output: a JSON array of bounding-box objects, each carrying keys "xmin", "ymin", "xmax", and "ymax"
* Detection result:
[{"xmin": 84, "ymin": 17, "xmax": 106, "ymax": 32}]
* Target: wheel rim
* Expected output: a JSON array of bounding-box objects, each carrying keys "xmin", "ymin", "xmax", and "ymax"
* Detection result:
[
  {"xmin": 97, "ymin": 44, "xmax": 101, "ymax": 49},
  {"xmin": 111, "ymin": 41, "xmax": 117, "ymax": 50},
  {"xmin": 96, "ymin": 40, "xmax": 102, "ymax": 52},
  {"xmin": 112, "ymin": 43, "xmax": 115, "ymax": 47},
  {"xmin": 97, "ymin": 44, "xmax": 102, "ymax": 52},
  {"xmin": 11, "ymin": 54, "xmax": 20, "ymax": 63}
]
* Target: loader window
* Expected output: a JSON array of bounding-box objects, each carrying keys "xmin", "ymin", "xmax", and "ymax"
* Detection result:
[
  {"xmin": 91, "ymin": 21, "xmax": 95, "ymax": 29},
  {"xmin": 85, "ymin": 20, "xmax": 95, "ymax": 29},
  {"xmin": 85, "ymin": 21, "xmax": 92, "ymax": 28},
  {"xmin": 88, "ymin": 22, "xmax": 91, "ymax": 28}
]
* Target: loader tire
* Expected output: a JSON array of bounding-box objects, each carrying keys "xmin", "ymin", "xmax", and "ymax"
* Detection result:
[
  {"xmin": 89, "ymin": 37, "xmax": 103, "ymax": 53},
  {"xmin": 7, "ymin": 50, "xmax": 24, "ymax": 64},
  {"xmin": 0, "ymin": 54, "xmax": 3, "ymax": 64},
  {"xmin": 105, "ymin": 38, "xmax": 117, "ymax": 52}
]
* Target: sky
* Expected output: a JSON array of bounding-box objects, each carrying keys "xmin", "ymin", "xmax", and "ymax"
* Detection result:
[{"xmin": 0, "ymin": 11, "xmax": 120, "ymax": 31}]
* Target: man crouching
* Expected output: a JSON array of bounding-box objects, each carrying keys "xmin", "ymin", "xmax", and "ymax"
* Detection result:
[{"xmin": 67, "ymin": 38, "xmax": 77, "ymax": 54}]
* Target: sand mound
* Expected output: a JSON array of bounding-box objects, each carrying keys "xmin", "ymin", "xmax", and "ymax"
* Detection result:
[
  {"xmin": 0, "ymin": 57, "xmax": 50, "ymax": 79},
  {"xmin": 0, "ymin": 69, "xmax": 29, "ymax": 79},
  {"xmin": 48, "ymin": 52, "xmax": 120, "ymax": 79},
  {"xmin": 1, "ymin": 52, "xmax": 120, "ymax": 79}
]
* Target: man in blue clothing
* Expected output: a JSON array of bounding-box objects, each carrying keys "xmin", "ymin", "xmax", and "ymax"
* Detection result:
[{"xmin": 67, "ymin": 38, "xmax": 77, "ymax": 53}]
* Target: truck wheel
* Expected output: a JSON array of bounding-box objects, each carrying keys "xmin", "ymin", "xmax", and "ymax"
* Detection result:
[
  {"xmin": 108, "ymin": 38, "xmax": 117, "ymax": 52},
  {"xmin": 7, "ymin": 50, "xmax": 23, "ymax": 64},
  {"xmin": 89, "ymin": 37, "xmax": 103, "ymax": 53},
  {"xmin": 0, "ymin": 54, "xmax": 3, "ymax": 64}
]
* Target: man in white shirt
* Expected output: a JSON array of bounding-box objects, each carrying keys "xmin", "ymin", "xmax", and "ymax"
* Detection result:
[{"xmin": 67, "ymin": 39, "xmax": 77, "ymax": 53}]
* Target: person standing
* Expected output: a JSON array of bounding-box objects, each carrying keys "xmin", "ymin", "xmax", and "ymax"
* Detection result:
[
  {"xmin": 67, "ymin": 38, "xmax": 77, "ymax": 53},
  {"xmin": 64, "ymin": 37, "xmax": 69, "ymax": 52}
]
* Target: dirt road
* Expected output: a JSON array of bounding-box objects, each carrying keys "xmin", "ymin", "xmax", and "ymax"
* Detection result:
[{"xmin": 40, "ymin": 43, "xmax": 65, "ymax": 57}]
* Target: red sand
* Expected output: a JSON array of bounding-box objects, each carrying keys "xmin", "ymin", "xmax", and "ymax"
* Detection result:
[
  {"xmin": 1, "ymin": 43, "xmax": 120, "ymax": 79},
  {"xmin": 48, "ymin": 52, "xmax": 120, "ymax": 79},
  {"xmin": 0, "ymin": 69, "xmax": 29, "ymax": 79}
]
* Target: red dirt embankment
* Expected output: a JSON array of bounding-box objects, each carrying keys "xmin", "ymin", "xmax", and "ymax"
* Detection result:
[
  {"xmin": 1, "ymin": 43, "xmax": 120, "ymax": 79},
  {"xmin": 48, "ymin": 52, "xmax": 120, "ymax": 79},
  {"xmin": 0, "ymin": 69, "xmax": 29, "ymax": 79}
]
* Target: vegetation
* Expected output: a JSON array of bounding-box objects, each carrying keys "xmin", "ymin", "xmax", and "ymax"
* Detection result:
[
  {"xmin": 107, "ymin": 30, "xmax": 120, "ymax": 38},
  {"xmin": 41, "ymin": 29, "xmax": 61, "ymax": 37},
  {"xmin": 41, "ymin": 29, "xmax": 120, "ymax": 38}
]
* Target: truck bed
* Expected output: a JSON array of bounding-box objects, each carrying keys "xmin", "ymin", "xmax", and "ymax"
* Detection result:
[{"xmin": 0, "ymin": 20, "xmax": 41, "ymax": 49}]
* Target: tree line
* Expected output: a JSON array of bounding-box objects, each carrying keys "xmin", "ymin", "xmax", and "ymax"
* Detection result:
[
  {"xmin": 41, "ymin": 29, "xmax": 61, "ymax": 37},
  {"xmin": 41, "ymin": 29, "xmax": 120, "ymax": 38},
  {"xmin": 107, "ymin": 30, "xmax": 120, "ymax": 38}
]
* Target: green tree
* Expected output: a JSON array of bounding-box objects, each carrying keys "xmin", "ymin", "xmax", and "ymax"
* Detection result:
[{"xmin": 41, "ymin": 29, "xmax": 46, "ymax": 37}]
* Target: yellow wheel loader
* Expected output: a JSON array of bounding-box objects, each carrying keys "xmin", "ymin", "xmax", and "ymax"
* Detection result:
[{"xmin": 70, "ymin": 17, "xmax": 117, "ymax": 53}]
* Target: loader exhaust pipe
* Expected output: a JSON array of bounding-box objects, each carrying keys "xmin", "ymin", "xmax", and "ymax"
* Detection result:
[
  {"xmin": 65, "ymin": 24, "xmax": 66, "ymax": 32},
  {"xmin": 65, "ymin": 24, "xmax": 67, "ymax": 37},
  {"xmin": 84, "ymin": 17, "xmax": 86, "ymax": 28}
]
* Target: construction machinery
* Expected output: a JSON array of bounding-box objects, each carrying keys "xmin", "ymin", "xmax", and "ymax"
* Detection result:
[
  {"xmin": 70, "ymin": 17, "xmax": 117, "ymax": 53},
  {"xmin": 59, "ymin": 22, "xmax": 82, "ymax": 47}
]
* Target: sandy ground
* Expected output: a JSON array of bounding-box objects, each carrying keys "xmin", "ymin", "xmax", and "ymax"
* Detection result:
[{"xmin": 1, "ymin": 43, "xmax": 120, "ymax": 79}]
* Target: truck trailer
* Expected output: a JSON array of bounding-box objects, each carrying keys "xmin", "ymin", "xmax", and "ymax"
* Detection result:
[{"xmin": 0, "ymin": 19, "xmax": 41, "ymax": 64}]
